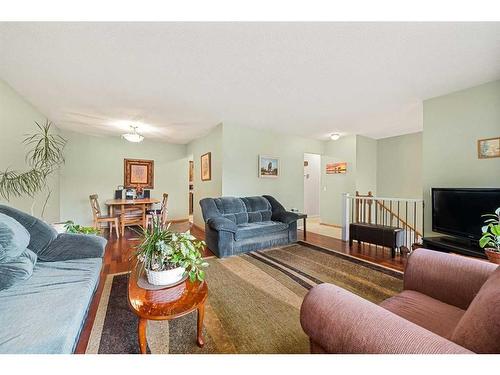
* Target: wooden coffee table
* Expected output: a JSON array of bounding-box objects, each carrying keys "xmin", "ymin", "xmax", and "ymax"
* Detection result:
[{"xmin": 127, "ymin": 268, "xmax": 208, "ymax": 354}]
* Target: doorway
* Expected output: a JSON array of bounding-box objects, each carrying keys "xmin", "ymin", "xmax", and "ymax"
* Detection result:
[
  {"xmin": 303, "ymin": 153, "xmax": 321, "ymax": 218},
  {"xmin": 189, "ymin": 159, "xmax": 194, "ymax": 223}
]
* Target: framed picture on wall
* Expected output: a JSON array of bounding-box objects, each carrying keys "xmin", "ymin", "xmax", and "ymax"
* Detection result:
[
  {"xmin": 201, "ymin": 152, "xmax": 212, "ymax": 181},
  {"xmin": 259, "ymin": 155, "xmax": 279, "ymax": 178},
  {"xmin": 124, "ymin": 159, "xmax": 154, "ymax": 188},
  {"xmin": 189, "ymin": 160, "xmax": 194, "ymax": 183},
  {"xmin": 326, "ymin": 162, "xmax": 347, "ymax": 174},
  {"xmin": 478, "ymin": 137, "xmax": 500, "ymax": 159}
]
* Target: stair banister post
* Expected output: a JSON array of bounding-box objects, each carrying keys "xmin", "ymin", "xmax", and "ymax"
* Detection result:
[{"xmin": 342, "ymin": 193, "xmax": 350, "ymax": 241}]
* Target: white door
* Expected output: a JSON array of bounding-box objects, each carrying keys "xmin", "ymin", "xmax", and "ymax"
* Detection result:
[{"xmin": 303, "ymin": 153, "xmax": 321, "ymax": 217}]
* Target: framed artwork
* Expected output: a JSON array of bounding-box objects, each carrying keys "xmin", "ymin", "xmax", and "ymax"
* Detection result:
[
  {"xmin": 201, "ymin": 152, "xmax": 212, "ymax": 181},
  {"xmin": 189, "ymin": 160, "xmax": 194, "ymax": 183},
  {"xmin": 124, "ymin": 159, "xmax": 154, "ymax": 188},
  {"xmin": 326, "ymin": 162, "xmax": 347, "ymax": 174},
  {"xmin": 259, "ymin": 155, "xmax": 279, "ymax": 178},
  {"xmin": 478, "ymin": 137, "xmax": 500, "ymax": 159}
]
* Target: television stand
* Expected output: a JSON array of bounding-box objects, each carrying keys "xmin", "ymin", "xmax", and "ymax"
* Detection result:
[{"xmin": 422, "ymin": 236, "xmax": 486, "ymax": 259}]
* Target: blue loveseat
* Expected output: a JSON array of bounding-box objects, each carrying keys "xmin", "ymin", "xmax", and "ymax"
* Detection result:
[
  {"xmin": 199, "ymin": 195, "xmax": 299, "ymax": 257},
  {"xmin": 0, "ymin": 205, "xmax": 106, "ymax": 354}
]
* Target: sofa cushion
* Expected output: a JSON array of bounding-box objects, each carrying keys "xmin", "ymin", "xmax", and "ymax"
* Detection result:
[
  {"xmin": 0, "ymin": 257, "xmax": 102, "ymax": 354},
  {"xmin": 0, "ymin": 249, "xmax": 37, "ymax": 291},
  {"xmin": 242, "ymin": 196, "xmax": 271, "ymax": 212},
  {"xmin": 242, "ymin": 196, "xmax": 272, "ymax": 223},
  {"xmin": 0, "ymin": 205, "xmax": 57, "ymax": 254},
  {"xmin": 451, "ymin": 266, "xmax": 500, "ymax": 353},
  {"xmin": 205, "ymin": 197, "xmax": 249, "ymax": 225},
  {"xmin": 380, "ymin": 290, "xmax": 465, "ymax": 339},
  {"xmin": 247, "ymin": 210, "xmax": 272, "ymax": 223},
  {"xmin": 36, "ymin": 233, "xmax": 107, "ymax": 262},
  {"xmin": 0, "ymin": 212, "xmax": 30, "ymax": 262},
  {"xmin": 223, "ymin": 212, "xmax": 249, "ymax": 225},
  {"xmin": 215, "ymin": 197, "xmax": 246, "ymax": 214},
  {"xmin": 234, "ymin": 221, "xmax": 288, "ymax": 241}
]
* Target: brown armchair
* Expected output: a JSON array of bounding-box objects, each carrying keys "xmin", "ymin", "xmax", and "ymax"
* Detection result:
[{"xmin": 300, "ymin": 248, "xmax": 500, "ymax": 354}]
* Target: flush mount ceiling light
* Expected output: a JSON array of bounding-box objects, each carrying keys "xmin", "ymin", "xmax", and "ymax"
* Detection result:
[
  {"xmin": 330, "ymin": 133, "xmax": 341, "ymax": 141},
  {"xmin": 122, "ymin": 125, "xmax": 144, "ymax": 143}
]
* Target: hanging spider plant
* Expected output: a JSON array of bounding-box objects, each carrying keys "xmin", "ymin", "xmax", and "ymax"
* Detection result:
[
  {"xmin": 23, "ymin": 120, "xmax": 66, "ymax": 172},
  {"xmin": 0, "ymin": 120, "xmax": 67, "ymax": 218}
]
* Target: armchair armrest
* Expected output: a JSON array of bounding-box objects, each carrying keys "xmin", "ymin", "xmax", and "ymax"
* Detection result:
[
  {"xmin": 37, "ymin": 233, "xmax": 107, "ymax": 262},
  {"xmin": 272, "ymin": 211, "xmax": 299, "ymax": 224},
  {"xmin": 300, "ymin": 283, "xmax": 472, "ymax": 354},
  {"xmin": 404, "ymin": 248, "xmax": 497, "ymax": 309},
  {"xmin": 207, "ymin": 217, "xmax": 238, "ymax": 233}
]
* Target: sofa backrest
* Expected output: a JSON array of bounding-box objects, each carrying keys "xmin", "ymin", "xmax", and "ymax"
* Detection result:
[
  {"xmin": 200, "ymin": 196, "xmax": 273, "ymax": 224},
  {"xmin": 0, "ymin": 205, "xmax": 57, "ymax": 254},
  {"xmin": 241, "ymin": 196, "xmax": 272, "ymax": 223},
  {"xmin": 451, "ymin": 266, "xmax": 500, "ymax": 353}
]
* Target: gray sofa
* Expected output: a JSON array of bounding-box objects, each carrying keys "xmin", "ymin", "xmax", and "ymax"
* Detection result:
[
  {"xmin": 0, "ymin": 205, "xmax": 106, "ymax": 354},
  {"xmin": 200, "ymin": 195, "xmax": 299, "ymax": 257}
]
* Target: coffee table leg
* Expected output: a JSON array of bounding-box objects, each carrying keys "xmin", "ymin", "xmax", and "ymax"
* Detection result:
[
  {"xmin": 138, "ymin": 318, "xmax": 147, "ymax": 354},
  {"xmin": 196, "ymin": 303, "xmax": 205, "ymax": 348}
]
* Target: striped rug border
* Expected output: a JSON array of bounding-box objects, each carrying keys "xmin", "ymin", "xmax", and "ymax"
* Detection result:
[
  {"xmin": 254, "ymin": 251, "xmax": 324, "ymax": 285},
  {"xmin": 296, "ymin": 241, "xmax": 404, "ymax": 279},
  {"xmin": 247, "ymin": 241, "xmax": 403, "ymax": 294},
  {"xmin": 246, "ymin": 252, "xmax": 314, "ymax": 290}
]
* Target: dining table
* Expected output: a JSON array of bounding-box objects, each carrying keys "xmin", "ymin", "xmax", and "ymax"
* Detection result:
[
  {"xmin": 105, "ymin": 198, "xmax": 160, "ymax": 229},
  {"xmin": 105, "ymin": 198, "xmax": 160, "ymax": 214}
]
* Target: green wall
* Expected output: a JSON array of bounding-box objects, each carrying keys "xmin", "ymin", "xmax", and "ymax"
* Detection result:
[
  {"xmin": 221, "ymin": 123, "xmax": 324, "ymax": 213},
  {"xmin": 60, "ymin": 130, "xmax": 189, "ymax": 226},
  {"xmin": 0, "ymin": 79, "xmax": 60, "ymax": 223},
  {"xmin": 196, "ymin": 124, "xmax": 378, "ymax": 228},
  {"xmin": 423, "ymin": 80, "xmax": 500, "ymax": 235},
  {"xmin": 187, "ymin": 124, "xmax": 223, "ymax": 227},
  {"xmin": 356, "ymin": 135, "xmax": 378, "ymax": 195},
  {"xmin": 321, "ymin": 135, "xmax": 357, "ymax": 225},
  {"xmin": 377, "ymin": 132, "xmax": 422, "ymax": 198}
]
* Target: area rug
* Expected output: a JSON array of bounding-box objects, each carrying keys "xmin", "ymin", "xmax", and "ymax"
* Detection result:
[{"xmin": 86, "ymin": 243, "xmax": 403, "ymax": 354}]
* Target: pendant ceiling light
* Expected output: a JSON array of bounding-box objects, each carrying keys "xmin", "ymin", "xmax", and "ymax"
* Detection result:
[
  {"xmin": 122, "ymin": 125, "xmax": 144, "ymax": 143},
  {"xmin": 330, "ymin": 133, "xmax": 341, "ymax": 141}
]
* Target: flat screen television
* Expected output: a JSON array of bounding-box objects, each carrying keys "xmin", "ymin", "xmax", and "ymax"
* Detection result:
[{"xmin": 432, "ymin": 188, "xmax": 500, "ymax": 241}]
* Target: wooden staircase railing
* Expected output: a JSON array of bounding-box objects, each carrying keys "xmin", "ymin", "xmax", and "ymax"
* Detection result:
[
  {"xmin": 375, "ymin": 199, "xmax": 422, "ymax": 239},
  {"xmin": 351, "ymin": 191, "xmax": 423, "ymax": 249}
]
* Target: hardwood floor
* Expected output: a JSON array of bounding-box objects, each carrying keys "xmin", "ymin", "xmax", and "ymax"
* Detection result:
[
  {"xmin": 298, "ymin": 229, "xmax": 407, "ymax": 272},
  {"xmin": 74, "ymin": 221, "xmax": 406, "ymax": 353}
]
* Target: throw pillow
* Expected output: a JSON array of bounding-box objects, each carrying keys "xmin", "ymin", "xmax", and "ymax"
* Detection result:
[
  {"xmin": 0, "ymin": 205, "xmax": 57, "ymax": 254},
  {"xmin": 0, "ymin": 212, "xmax": 30, "ymax": 262},
  {"xmin": 0, "ymin": 249, "xmax": 37, "ymax": 291}
]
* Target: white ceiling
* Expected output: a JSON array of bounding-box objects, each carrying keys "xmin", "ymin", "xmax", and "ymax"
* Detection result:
[{"xmin": 1, "ymin": 22, "xmax": 499, "ymax": 143}]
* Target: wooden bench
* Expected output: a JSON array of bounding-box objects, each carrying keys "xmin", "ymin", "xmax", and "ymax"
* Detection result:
[{"xmin": 349, "ymin": 223, "xmax": 405, "ymax": 257}]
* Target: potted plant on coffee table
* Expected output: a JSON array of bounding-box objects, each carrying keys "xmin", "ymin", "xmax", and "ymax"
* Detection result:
[
  {"xmin": 135, "ymin": 216, "xmax": 208, "ymax": 285},
  {"xmin": 479, "ymin": 207, "xmax": 500, "ymax": 264}
]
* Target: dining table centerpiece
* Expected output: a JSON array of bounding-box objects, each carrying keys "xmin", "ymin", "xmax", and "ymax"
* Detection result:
[{"xmin": 135, "ymin": 215, "xmax": 208, "ymax": 285}]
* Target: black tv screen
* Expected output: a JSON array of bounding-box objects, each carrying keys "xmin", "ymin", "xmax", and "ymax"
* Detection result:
[{"xmin": 432, "ymin": 188, "xmax": 500, "ymax": 240}]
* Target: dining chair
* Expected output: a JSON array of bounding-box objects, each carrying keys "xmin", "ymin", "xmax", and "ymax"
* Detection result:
[
  {"xmin": 119, "ymin": 205, "xmax": 147, "ymax": 236},
  {"xmin": 89, "ymin": 194, "xmax": 120, "ymax": 238},
  {"xmin": 146, "ymin": 193, "xmax": 169, "ymax": 229}
]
